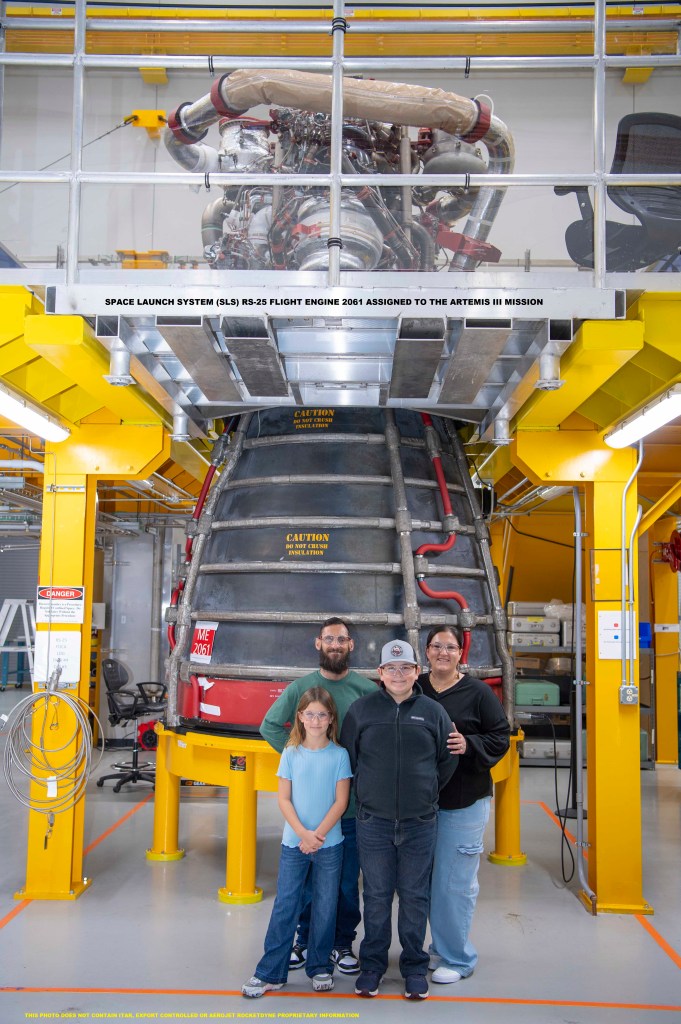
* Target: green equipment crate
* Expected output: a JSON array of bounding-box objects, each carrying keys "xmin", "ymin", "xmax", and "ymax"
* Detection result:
[{"xmin": 515, "ymin": 680, "xmax": 561, "ymax": 706}]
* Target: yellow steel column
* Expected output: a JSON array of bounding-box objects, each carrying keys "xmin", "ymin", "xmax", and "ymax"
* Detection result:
[
  {"xmin": 583, "ymin": 478, "xmax": 651, "ymax": 913},
  {"xmin": 219, "ymin": 749, "xmax": 263, "ymax": 905},
  {"xmin": 489, "ymin": 734, "xmax": 526, "ymax": 865},
  {"xmin": 514, "ymin": 429, "xmax": 651, "ymax": 914},
  {"xmin": 18, "ymin": 469, "xmax": 95, "ymax": 899},
  {"xmin": 18, "ymin": 423, "xmax": 169, "ymax": 900},
  {"xmin": 146, "ymin": 729, "xmax": 184, "ymax": 861},
  {"xmin": 649, "ymin": 519, "xmax": 680, "ymax": 764}
]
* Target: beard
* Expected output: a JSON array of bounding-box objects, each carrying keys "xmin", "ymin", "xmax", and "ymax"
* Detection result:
[{"xmin": 319, "ymin": 648, "xmax": 350, "ymax": 675}]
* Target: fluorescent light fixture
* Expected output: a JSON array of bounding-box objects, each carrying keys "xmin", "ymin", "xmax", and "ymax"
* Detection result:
[
  {"xmin": 0, "ymin": 382, "xmax": 70, "ymax": 443},
  {"xmin": 604, "ymin": 384, "xmax": 681, "ymax": 449}
]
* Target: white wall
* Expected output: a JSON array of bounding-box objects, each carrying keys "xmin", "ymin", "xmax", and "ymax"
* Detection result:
[{"xmin": 0, "ymin": 64, "xmax": 678, "ymax": 265}]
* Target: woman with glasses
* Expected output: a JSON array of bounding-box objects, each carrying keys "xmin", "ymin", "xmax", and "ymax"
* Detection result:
[
  {"xmin": 419, "ymin": 626, "xmax": 510, "ymax": 985},
  {"xmin": 242, "ymin": 687, "xmax": 351, "ymax": 998}
]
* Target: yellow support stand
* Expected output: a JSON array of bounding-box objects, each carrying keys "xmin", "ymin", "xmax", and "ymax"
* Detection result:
[
  {"xmin": 17, "ymin": 422, "xmax": 169, "ymax": 901},
  {"xmin": 489, "ymin": 733, "xmax": 527, "ymax": 866},
  {"xmin": 148, "ymin": 727, "xmax": 279, "ymax": 904}
]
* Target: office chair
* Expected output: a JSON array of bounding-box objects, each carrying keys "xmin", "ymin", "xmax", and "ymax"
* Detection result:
[
  {"xmin": 556, "ymin": 112, "xmax": 681, "ymax": 272},
  {"xmin": 96, "ymin": 657, "xmax": 167, "ymax": 792}
]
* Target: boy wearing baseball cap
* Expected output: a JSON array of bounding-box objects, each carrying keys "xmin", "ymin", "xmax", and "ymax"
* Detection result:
[{"xmin": 339, "ymin": 639, "xmax": 458, "ymax": 1001}]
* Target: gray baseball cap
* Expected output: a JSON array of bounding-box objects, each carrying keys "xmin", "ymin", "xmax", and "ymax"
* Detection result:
[{"xmin": 380, "ymin": 639, "xmax": 418, "ymax": 666}]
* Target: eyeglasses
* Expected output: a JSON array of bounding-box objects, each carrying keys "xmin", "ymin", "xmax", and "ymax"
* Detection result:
[
  {"xmin": 382, "ymin": 665, "xmax": 416, "ymax": 677},
  {"xmin": 320, "ymin": 635, "xmax": 351, "ymax": 645},
  {"xmin": 301, "ymin": 711, "xmax": 331, "ymax": 722},
  {"xmin": 428, "ymin": 643, "xmax": 461, "ymax": 654}
]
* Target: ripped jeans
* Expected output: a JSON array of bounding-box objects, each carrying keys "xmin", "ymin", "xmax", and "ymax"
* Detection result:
[{"xmin": 428, "ymin": 796, "xmax": 491, "ymax": 977}]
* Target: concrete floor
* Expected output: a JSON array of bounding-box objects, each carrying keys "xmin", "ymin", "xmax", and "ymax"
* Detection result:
[{"xmin": 1, "ymin": 684, "xmax": 680, "ymax": 1024}]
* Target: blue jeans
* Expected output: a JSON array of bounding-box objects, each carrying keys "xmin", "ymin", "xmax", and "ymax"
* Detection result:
[
  {"xmin": 254, "ymin": 843, "xmax": 343, "ymax": 983},
  {"xmin": 429, "ymin": 796, "xmax": 491, "ymax": 977},
  {"xmin": 297, "ymin": 817, "xmax": 360, "ymax": 948},
  {"xmin": 356, "ymin": 810, "xmax": 437, "ymax": 978}
]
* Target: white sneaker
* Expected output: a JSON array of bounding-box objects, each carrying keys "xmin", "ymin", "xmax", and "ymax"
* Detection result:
[
  {"xmin": 241, "ymin": 976, "xmax": 284, "ymax": 998},
  {"xmin": 431, "ymin": 965, "xmax": 463, "ymax": 984},
  {"xmin": 312, "ymin": 973, "xmax": 334, "ymax": 992}
]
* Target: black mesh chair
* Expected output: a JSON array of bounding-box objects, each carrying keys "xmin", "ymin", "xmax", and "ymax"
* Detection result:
[
  {"xmin": 96, "ymin": 658, "xmax": 167, "ymax": 792},
  {"xmin": 556, "ymin": 112, "xmax": 681, "ymax": 271}
]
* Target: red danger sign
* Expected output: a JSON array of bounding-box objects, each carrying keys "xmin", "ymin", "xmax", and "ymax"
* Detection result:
[
  {"xmin": 190, "ymin": 621, "xmax": 219, "ymax": 664},
  {"xmin": 38, "ymin": 587, "xmax": 84, "ymax": 601},
  {"xmin": 36, "ymin": 584, "xmax": 86, "ymax": 624}
]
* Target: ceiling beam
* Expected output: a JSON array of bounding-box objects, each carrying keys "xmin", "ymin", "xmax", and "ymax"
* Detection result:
[
  {"xmin": 24, "ymin": 314, "xmax": 169, "ymax": 426},
  {"xmin": 515, "ymin": 320, "xmax": 643, "ymax": 430}
]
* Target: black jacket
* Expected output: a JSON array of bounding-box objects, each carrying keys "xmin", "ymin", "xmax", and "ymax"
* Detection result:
[
  {"xmin": 339, "ymin": 683, "xmax": 458, "ymax": 821},
  {"xmin": 418, "ymin": 672, "xmax": 510, "ymax": 810}
]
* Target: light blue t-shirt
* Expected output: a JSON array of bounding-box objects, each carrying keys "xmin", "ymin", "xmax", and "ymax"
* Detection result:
[{"xmin": 277, "ymin": 742, "xmax": 352, "ymax": 849}]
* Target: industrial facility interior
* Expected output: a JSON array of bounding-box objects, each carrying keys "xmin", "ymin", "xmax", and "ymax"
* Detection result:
[{"xmin": 0, "ymin": 2, "xmax": 680, "ymax": 1021}]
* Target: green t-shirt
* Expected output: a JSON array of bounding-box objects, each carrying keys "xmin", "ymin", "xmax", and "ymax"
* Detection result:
[{"xmin": 260, "ymin": 669, "xmax": 377, "ymax": 817}]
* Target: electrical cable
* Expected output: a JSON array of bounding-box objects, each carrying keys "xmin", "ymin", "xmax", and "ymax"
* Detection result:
[
  {"xmin": 1, "ymin": 672, "xmax": 105, "ymax": 827},
  {"xmin": 505, "ymin": 517, "xmax": 576, "ymax": 550},
  {"xmin": 518, "ymin": 710, "xmax": 575, "ymax": 884},
  {"xmin": 0, "ymin": 118, "xmax": 136, "ymax": 196}
]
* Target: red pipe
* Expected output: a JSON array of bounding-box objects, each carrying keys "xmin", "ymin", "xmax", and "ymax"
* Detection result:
[
  {"xmin": 167, "ymin": 579, "xmax": 185, "ymax": 651},
  {"xmin": 187, "ymin": 674, "xmax": 201, "ymax": 719},
  {"xmin": 417, "ymin": 413, "xmax": 472, "ymax": 665},
  {"xmin": 185, "ymin": 462, "xmax": 217, "ymax": 560}
]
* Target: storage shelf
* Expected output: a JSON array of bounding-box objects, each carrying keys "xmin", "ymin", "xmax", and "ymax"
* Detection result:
[
  {"xmin": 513, "ymin": 645, "xmax": 574, "ymax": 654},
  {"xmin": 516, "ymin": 704, "xmax": 571, "ymax": 713},
  {"xmin": 520, "ymin": 758, "xmax": 571, "ymax": 767}
]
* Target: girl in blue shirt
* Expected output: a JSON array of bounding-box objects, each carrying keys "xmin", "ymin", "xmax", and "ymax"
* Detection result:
[{"xmin": 242, "ymin": 687, "xmax": 352, "ymax": 998}]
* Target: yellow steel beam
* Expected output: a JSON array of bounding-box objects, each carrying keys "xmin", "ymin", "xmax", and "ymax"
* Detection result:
[
  {"xmin": 19, "ymin": 422, "xmax": 170, "ymax": 901},
  {"xmin": 638, "ymin": 480, "xmax": 681, "ymax": 537},
  {"xmin": 48, "ymin": 386, "xmax": 105, "ymax": 426},
  {"xmin": 513, "ymin": 429, "xmax": 626, "ymax": 485},
  {"xmin": 0, "ymin": 341, "xmax": 39, "ymax": 377},
  {"xmin": 578, "ymin": 353, "xmax": 681, "ymax": 433},
  {"xmin": 5, "ymin": 355, "xmax": 74, "ymax": 404},
  {"xmin": 627, "ymin": 344, "xmax": 680, "ymax": 383},
  {"xmin": 512, "ymin": 430, "xmax": 651, "ymax": 914},
  {"xmin": 169, "ymin": 439, "xmax": 212, "ymax": 485},
  {"xmin": 24, "ymin": 315, "xmax": 170, "ymax": 428},
  {"xmin": 3, "ymin": 6, "xmax": 680, "ymax": 57},
  {"xmin": 627, "ymin": 293, "xmax": 681, "ymax": 362},
  {"xmin": 0, "ymin": 287, "xmax": 41, "ymax": 345},
  {"xmin": 515, "ymin": 321, "xmax": 643, "ymax": 431}
]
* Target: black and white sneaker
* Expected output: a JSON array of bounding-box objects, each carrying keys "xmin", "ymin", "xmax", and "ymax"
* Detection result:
[
  {"xmin": 331, "ymin": 947, "xmax": 360, "ymax": 974},
  {"xmin": 289, "ymin": 944, "xmax": 307, "ymax": 970}
]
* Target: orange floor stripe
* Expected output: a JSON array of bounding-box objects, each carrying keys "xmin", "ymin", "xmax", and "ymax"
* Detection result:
[
  {"xmin": 83, "ymin": 790, "xmax": 153, "ymax": 855},
  {"xmin": 0, "ymin": 790, "xmax": 152, "ymax": 929},
  {"xmin": 0, "ymin": 899, "xmax": 31, "ymax": 931},
  {"xmin": 635, "ymin": 915, "xmax": 681, "ymax": 970},
  {"xmin": 536, "ymin": 799, "xmax": 577, "ymax": 843},
  {"xmin": 534, "ymin": 795, "xmax": 681, "ymax": 970},
  {"xmin": 0, "ymin": 987, "xmax": 679, "ymax": 1011}
]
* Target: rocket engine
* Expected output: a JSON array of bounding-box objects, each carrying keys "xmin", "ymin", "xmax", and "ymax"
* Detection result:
[{"xmin": 163, "ymin": 70, "xmax": 514, "ymax": 272}]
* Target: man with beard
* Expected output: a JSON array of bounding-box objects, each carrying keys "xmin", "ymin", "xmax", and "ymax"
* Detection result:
[{"xmin": 260, "ymin": 617, "xmax": 376, "ymax": 976}]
